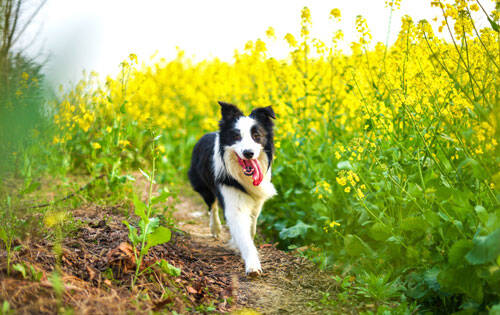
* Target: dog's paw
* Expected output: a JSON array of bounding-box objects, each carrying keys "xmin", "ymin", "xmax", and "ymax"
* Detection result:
[
  {"xmin": 247, "ymin": 270, "xmax": 262, "ymax": 278},
  {"xmin": 210, "ymin": 222, "xmax": 222, "ymax": 239},
  {"xmin": 211, "ymin": 231, "xmax": 220, "ymax": 239},
  {"xmin": 245, "ymin": 257, "xmax": 262, "ymax": 276}
]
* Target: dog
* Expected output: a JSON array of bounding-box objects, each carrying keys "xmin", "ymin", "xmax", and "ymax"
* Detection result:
[{"xmin": 188, "ymin": 101, "xmax": 277, "ymax": 275}]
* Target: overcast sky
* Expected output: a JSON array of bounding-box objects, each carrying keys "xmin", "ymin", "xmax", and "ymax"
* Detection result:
[{"xmin": 20, "ymin": 0, "xmax": 495, "ymax": 86}]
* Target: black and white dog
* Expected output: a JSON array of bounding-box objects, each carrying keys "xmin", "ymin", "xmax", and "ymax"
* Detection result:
[{"xmin": 188, "ymin": 101, "xmax": 277, "ymax": 275}]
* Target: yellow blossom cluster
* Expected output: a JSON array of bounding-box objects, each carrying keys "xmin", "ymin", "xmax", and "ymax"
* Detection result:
[
  {"xmin": 336, "ymin": 170, "xmax": 367, "ymax": 199},
  {"xmin": 314, "ymin": 180, "xmax": 332, "ymax": 199},
  {"xmin": 52, "ymin": 2, "xmax": 497, "ymax": 205}
]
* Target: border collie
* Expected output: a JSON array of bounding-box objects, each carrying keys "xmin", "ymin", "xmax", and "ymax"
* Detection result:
[{"xmin": 188, "ymin": 101, "xmax": 277, "ymax": 275}]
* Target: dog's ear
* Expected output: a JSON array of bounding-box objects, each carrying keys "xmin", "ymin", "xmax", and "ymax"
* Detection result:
[
  {"xmin": 218, "ymin": 101, "xmax": 243, "ymax": 121},
  {"xmin": 250, "ymin": 106, "xmax": 276, "ymax": 121}
]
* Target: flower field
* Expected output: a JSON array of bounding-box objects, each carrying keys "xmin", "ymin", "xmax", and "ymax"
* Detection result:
[{"xmin": 48, "ymin": 1, "xmax": 500, "ymax": 312}]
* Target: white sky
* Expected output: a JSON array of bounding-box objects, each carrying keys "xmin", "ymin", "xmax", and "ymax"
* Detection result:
[{"xmin": 19, "ymin": 0, "xmax": 495, "ymax": 86}]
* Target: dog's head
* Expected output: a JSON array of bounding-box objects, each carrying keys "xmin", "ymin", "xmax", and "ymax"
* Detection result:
[{"xmin": 218, "ymin": 101, "xmax": 276, "ymax": 185}]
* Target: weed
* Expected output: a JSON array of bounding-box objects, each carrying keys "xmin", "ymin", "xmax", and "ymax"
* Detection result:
[
  {"xmin": 1, "ymin": 301, "xmax": 12, "ymax": 315},
  {"xmin": 123, "ymin": 133, "xmax": 173, "ymax": 288},
  {"xmin": 12, "ymin": 262, "xmax": 43, "ymax": 281}
]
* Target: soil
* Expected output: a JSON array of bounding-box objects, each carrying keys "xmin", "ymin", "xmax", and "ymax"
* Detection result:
[{"xmin": 0, "ymin": 181, "xmax": 343, "ymax": 314}]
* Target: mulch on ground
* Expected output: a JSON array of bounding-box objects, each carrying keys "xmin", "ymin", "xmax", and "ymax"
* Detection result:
[{"xmin": 0, "ymin": 203, "xmax": 334, "ymax": 314}]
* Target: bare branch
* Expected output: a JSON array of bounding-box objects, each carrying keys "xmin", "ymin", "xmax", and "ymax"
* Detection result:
[
  {"xmin": 6, "ymin": 0, "xmax": 21, "ymax": 49},
  {"xmin": 11, "ymin": 0, "xmax": 47, "ymax": 46}
]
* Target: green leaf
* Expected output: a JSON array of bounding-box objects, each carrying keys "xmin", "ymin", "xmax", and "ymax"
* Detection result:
[
  {"xmin": 344, "ymin": 234, "xmax": 373, "ymax": 257},
  {"xmin": 0, "ymin": 228, "xmax": 7, "ymax": 242},
  {"xmin": 158, "ymin": 259, "xmax": 181, "ymax": 277},
  {"xmin": 437, "ymin": 266, "xmax": 483, "ymax": 303},
  {"xmin": 20, "ymin": 181, "xmax": 40, "ymax": 195},
  {"xmin": 424, "ymin": 267, "xmax": 440, "ymax": 292},
  {"xmin": 311, "ymin": 202, "xmax": 327, "ymax": 214},
  {"xmin": 13, "ymin": 263, "xmax": 27, "ymax": 279},
  {"xmin": 438, "ymin": 211, "xmax": 451, "ymax": 222},
  {"xmin": 400, "ymin": 217, "xmax": 428, "ymax": 236},
  {"xmin": 140, "ymin": 217, "xmax": 160, "ymax": 235},
  {"xmin": 458, "ymin": 158, "xmax": 486, "ymax": 180},
  {"xmin": 139, "ymin": 168, "xmax": 151, "ymax": 181},
  {"xmin": 474, "ymin": 205, "xmax": 488, "ymax": 225},
  {"xmin": 448, "ymin": 239, "xmax": 473, "ymax": 266},
  {"xmin": 490, "ymin": 303, "xmax": 500, "ymax": 315},
  {"xmin": 486, "ymin": 15, "xmax": 499, "ymax": 32},
  {"xmin": 48, "ymin": 271, "xmax": 64, "ymax": 297},
  {"xmin": 122, "ymin": 220, "xmax": 140, "ymax": 245},
  {"xmin": 145, "ymin": 226, "xmax": 171, "ymax": 252},
  {"xmin": 2, "ymin": 300, "xmax": 10, "ymax": 313},
  {"xmin": 337, "ymin": 161, "xmax": 353, "ymax": 170},
  {"xmin": 279, "ymin": 220, "xmax": 313, "ymax": 239},
  {"xmin": 133, "ymin": 194, "xmax": 147, "ymax": 222},
  {"xmin": 151, "ymin": 191, "xmax": 170, "ymax": 206},
  {"xmin": 465, "ymin": 228, "xmax": 500, "ymax": 265},
  {"xmin": 368, "ymin": 222, "xmax": 391, "ymax": 241},
  {"xmin": 30, "ymin": 265, "xmax": 43, "ymax": 282},
  {"xmin": 423, "ymin": 211, "xmax": 440, "ymax": 228}
]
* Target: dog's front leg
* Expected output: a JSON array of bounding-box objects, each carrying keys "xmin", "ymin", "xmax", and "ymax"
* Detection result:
[
  {"xmin": 250, "ymin": 201, "xmax": 264, "ymax": 239},
  {"xmin": 209, "ymin": 202, "xmax": 222, "ymax": 239},
  {"xmin": 221, "ymin": 188, "xmax": 261, "ymax": 275},
  {"xmin": 226, "ymin": 209, "xmax": 261, "ymax": 275}
]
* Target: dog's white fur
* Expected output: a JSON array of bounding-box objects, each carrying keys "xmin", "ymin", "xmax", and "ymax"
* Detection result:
[
  {"xmin": 211, "ymin": 119, "xmax": 276, "ymax": 274},
  {"xmin": 232, "ymin": 117, "xmax": 263, "ymax": 160}
]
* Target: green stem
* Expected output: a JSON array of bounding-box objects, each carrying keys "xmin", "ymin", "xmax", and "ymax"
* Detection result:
[{"xmin": 132, "ymin": 136, "xmax": 157, "ymax": 288}]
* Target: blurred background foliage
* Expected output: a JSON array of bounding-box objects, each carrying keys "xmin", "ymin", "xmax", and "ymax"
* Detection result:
[{"xmin": 0, "ymin": 0, "xmax": 51, "ymax": 177}]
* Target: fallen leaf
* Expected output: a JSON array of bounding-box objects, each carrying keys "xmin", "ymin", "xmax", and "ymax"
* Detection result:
[
  {"xmin": 86, "ymin": 266, "xmax": 97, "ymax": 281},
  {"xmin": 186, "ymin": 286, "xmax": 197, "ymax": 294}
]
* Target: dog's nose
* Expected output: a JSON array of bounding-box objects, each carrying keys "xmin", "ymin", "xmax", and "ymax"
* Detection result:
[{"xmin": 243, "ymin": 150, "xmax": 254, "ymax": 159}]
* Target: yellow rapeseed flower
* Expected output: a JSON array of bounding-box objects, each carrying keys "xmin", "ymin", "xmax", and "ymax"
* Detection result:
[
  {"xmin": 266, "ymin": 27, "xmax": 276, "ymax": 39},
  {"xmin": 301, "ymin": 7, "xmax": 311, "ymax": 23},
  {"xmin": 356, "ymin": 188, "xmax": 364, "ymax": 199},
  {"xmin": 329, "ymin": 220, "xmax": 340, "ymax": 227},
  {"xmin": 330, "ymin": 8, "xmax": 341, "ymax": 19},
  {"xmin": 284, "ymin": 33, "xmax": 297, "ymax": 47},
  {"xmin": 119, "ymin": 139, "xmax": 130, "ymax": 147},
  {"xmin": 129, "ymin": 53, "xmax": 138, "ymax": 64}
]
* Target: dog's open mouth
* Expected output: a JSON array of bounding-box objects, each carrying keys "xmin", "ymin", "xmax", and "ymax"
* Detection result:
[{"xmin": 236, "ymin": 154, "xmax": 263, "ymax": 186}]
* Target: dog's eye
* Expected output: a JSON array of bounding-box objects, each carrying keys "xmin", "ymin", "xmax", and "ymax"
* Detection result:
[
  {"xmin": 252, "ymin": 133, "xmax": 261, "ymax": 141},
  {"xmin": 233, "ymin": 134, "xmax": 242, "ymax": 141}
]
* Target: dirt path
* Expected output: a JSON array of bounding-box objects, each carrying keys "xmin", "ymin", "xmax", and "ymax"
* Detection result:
[
  {"xmin": 0, "ymin": 178, "xmax": 345, "ymax": 314},
  {"xmin": 172, "ymin": 192, "xmax": 339, "ymax": 314}
]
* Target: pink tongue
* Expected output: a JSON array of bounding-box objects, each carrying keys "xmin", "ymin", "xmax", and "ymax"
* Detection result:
[
  {"xmin": 249, "ymin": 159, "xmax": 263, "ymax": 186},
  {"xmin": 237, "ymin": 156, "xmax": 263, "ymax": 186}
]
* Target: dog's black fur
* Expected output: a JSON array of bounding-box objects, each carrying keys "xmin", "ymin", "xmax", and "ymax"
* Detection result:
[{"xmin": 188, "ymin": 101, "xmax": 275, "ymax": 214}]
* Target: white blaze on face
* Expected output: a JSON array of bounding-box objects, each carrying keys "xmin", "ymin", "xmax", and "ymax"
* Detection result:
[{"xmin": 232, "ymin": 116, "xmax": 261, "ymax": 159}]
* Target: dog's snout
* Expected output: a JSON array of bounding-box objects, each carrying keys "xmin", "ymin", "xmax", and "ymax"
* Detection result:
[{"xmin": 243, "ymin": 150, "xmax": 254, "ymax": 159}]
